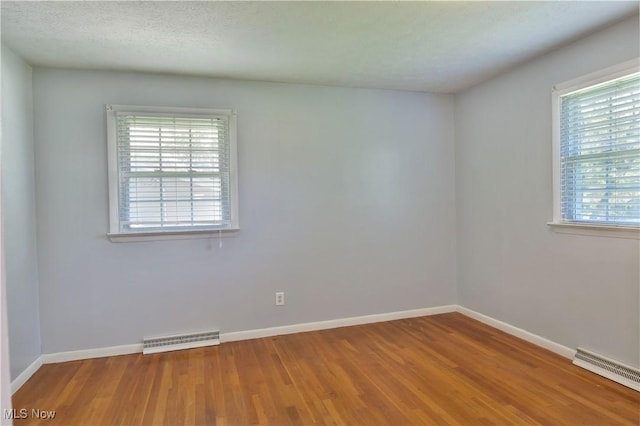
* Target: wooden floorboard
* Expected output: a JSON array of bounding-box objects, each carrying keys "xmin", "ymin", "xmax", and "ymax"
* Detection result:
[{"xmin": 12, "ymin": 313, "xmax": 640, "ymax": 425}]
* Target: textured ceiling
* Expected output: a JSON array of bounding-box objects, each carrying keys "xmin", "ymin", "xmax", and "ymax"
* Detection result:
[{"xmin": 1, "ymin": 1, "xmax": 638, "ymax": 93}]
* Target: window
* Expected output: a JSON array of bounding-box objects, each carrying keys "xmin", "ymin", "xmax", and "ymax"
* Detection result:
[
  {"xmin": 106, "ymin": 105, "xmax": 239, "ymax": 240},
  {"xmin": 551, "ymin": 61, "xmax": 639, "ymax": 232}
]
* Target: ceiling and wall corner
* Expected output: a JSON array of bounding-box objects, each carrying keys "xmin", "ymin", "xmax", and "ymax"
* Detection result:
[{"xmin": 1, "ymin": 1, "xmax": 637, "ymax": 93}]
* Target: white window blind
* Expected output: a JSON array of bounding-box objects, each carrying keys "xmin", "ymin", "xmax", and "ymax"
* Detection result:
[
  {"xmin": 559, "ymin": 72, "xmax": 640, "ymax": 226},
  {"xmin": 107, "ymin": 105, "xmax": 238, "ymax": 237}
]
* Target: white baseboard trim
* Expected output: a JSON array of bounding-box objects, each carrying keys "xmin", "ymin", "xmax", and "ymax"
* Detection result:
[
  {"xmin": 41, "ymin": 343, "xmax": 143, "ymax": 364},
  {"xmin": 11, "ymin": 356, "xmax": 43, "ymax": 395},
  {"xmin": 13, "ymin": 304, "xmax": 575, "ymax": 395},
  {"xmin": 222, "ymin": 305, "xmax": 458, "ymax": 343},
  {"xmin": 456, "ymin": 305, "xmax": 576, "ymax": 359},
  {"xmin": 11, "ymin": 304, "xmax": 456, "ymax": 394}
]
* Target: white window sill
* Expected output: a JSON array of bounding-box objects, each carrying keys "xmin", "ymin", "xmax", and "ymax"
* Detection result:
[
  {"xmin": 108, "ymin": 229, "xmax": 239, "ymax": 243},
  {"xmin": 547, "ymin": 222, "xmax": 639, "ymax": 240}
]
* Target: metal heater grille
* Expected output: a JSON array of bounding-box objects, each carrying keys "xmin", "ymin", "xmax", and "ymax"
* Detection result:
[
  {"xmin": 573, "ymin": 347, "xmax": 639, "ymax": 392},
  {"xmin": 143, "ymin": 330, "xmax": 220, "ymax": 355}
]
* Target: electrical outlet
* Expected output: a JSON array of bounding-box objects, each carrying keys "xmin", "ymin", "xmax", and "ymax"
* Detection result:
[{"xmin": 275, "ymin": 292, "xmax": 285, "ymax": 306}]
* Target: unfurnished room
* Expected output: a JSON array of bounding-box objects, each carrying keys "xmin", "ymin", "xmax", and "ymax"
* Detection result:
[{"xmin": 0, "ymin": 1, "xmax": 638, "ymax": 425}]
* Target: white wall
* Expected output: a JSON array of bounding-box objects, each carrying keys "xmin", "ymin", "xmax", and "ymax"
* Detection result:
[
  {"xmin": 0, "ymin": 51, "xmax": 14, "ymax": 426},
  {"xmin": 455, "ymin": 16, "xmax": 639, "ymax": 367},
  {"xmin": 32, "ymin": 70, "xmax": 457, "ymax": 354},
  {"xmin": 1, "ymin": 46, "xmax": 41, "ymax": 380}
]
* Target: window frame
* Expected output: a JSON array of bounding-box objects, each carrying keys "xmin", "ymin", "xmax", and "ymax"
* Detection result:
[
  {"xmin": 549, "ymin": 59, "xmax": 640, "ymax": 239},
  {"xmin": 106, "ymin": 104, "xmax": 239, "ymax": 242}
]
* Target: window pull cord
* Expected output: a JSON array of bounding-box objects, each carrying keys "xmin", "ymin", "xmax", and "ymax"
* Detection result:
[{"xmin": 219, "ymin": 229, "xmax": 223, "ymax": 249}]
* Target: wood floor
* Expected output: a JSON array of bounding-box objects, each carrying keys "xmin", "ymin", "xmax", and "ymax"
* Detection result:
[{"xmin": 12, "ymin": 313, "xmax": 639, "ymax": 425}]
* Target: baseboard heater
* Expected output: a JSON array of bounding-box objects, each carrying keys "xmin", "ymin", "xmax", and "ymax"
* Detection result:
[
  {"xmin": 573, "ymin": 347, "xmax": 640, "ymax": 392},
  {"xmin": 143, "ymin": 330, "xmax": 220, "ymax": 355}
]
